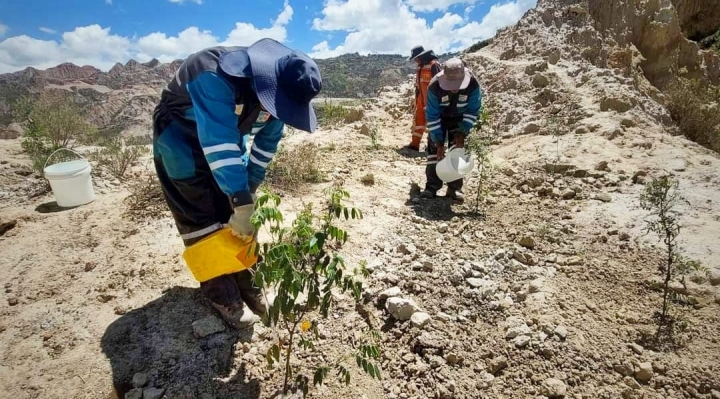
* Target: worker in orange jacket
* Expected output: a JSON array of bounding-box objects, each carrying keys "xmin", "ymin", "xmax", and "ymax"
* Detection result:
[{"xmin": 406, "ymin": 45, "xmax": 442, "ymax": 152}]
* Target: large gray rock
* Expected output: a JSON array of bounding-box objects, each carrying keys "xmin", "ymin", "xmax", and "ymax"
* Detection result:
[
  {"xmin": 505, "ymin": 324, "xmax": 532, "ymax": 339},
  {"xmin": 487, "ymin": 356, "xmax": 508, "ymax": 374},
  {"xmin": 132, "ymin": 372, "xmax": 149, "ymax": 388},
  {"xmin": 594, "ymin": 193, "xmax": 612, "ymax": 203},
  {"xmin": 379, "ymin": 286, "xmax": 402, "ymax": 301},
  {"xmin": 529, "ymin": 278, "xmax": 544, "ymax": 293},
  {"xmin": 525, "ymin": 61, "xmax": 549, "ymax": 75},
  {"xmin": 524, "ymin": 123, "xmax": 541, "ymax": 134},
  {"xmin": 519, "ymin": 236, "xmax": 536, "ymax": 249},
  {"xmin": 548, "ymin": 49, "xmax": 561, "ymax": 65},
  {"xmin": 600, "ymin": 96, "xmax": 635, "ymax": 113},
  {"xmin": 192, "ymin": 315, "xmax": 225, "ymax": 338},
  {"xmin": 125, "ymin": 389, "xmax": 143, "ymax": 399},
  {"xmin": 634, "ymin": 362, "xmax": 653, "ymax": 383},
  {"xmin": 514, "ymin": 335, "xmax": 531, "ymax": 348},
  {"xmin": 533, "ymin": 74, "xmax": 550, "ymax": 88},
  {"xmin": 386, "ymin": 297, "xmax": 419, "ymax": 321},
  {"xmin": 466, "ymin": 278, "xmax": 498, "ymax": 298},
  {"xmin": 709, "ymin": 270, "xmax": 720, "ymax": 286},
  {"xmin": 143, "ymin": 387, "xmax": 165, "ymax": 399},
  {"xmin": 541, "ymin": 378, "xmax": 567, "ymax": 398},
  {"xmin": 614, "ymin": 362, "xmax": 634, "ymax": 377},
  {"xmin": 410, "ymin": 312, "xmax": 431, "ymax": 328}
]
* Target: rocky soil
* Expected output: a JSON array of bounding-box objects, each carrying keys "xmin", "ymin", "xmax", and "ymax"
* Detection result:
[{"xmin": 1, "ymin": 0, "xmax": 720, "ymax": 398}]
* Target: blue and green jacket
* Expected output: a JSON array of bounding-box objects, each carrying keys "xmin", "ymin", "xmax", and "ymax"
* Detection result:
[
  {"xmin": 425, "ymin": 73, "xmax": 482, "ymax": 145},
  {"xmin": 153, "ymin": 46, "xmax": 282, "ymax": 207}
]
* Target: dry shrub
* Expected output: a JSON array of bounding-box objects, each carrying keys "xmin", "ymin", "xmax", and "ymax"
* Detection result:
[
  {"xmin": 360, "ymin": 173, "xmax": 375, "ymax": 186},
  {"xmin": 314, "ymin": 100, "xmax": 350, "ymax": 126},
  {"xmin": 15, "ymin": 93, "xmax": 95, "ymax": 171},
  {"xmin": 266, "ymin": 143, "xmax": 324, "ymax": 193},
  {"xmin": 90, "ymin": 137, "xmax": 149, "ymax": 180},
  {"xmin": 665, "ymin": 79, "xmax": 720, "ymax": 152},
  {"xmin": 123, "ymin": 174, "xmax": 168, "ymax": 221}
]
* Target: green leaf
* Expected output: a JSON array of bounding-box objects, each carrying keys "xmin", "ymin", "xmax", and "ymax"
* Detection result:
[
  {"xmin": 320, "ymin": 291, "xmax": 332, "ymax": 317},
  {"xmin": 355, "ymin": 355, "xmax": 363, "ymax": 368},
  {"xmin": 368, "ymin": 362, "xmax": 376, "ymax": 378},
  {"xmin": 337, "ymin": 366, "xmax": 351, "ymax": 385},
  {"xmin": 344, "ymin": 207, "xmax": 349, "ymax": 220},
  {"xmin": 296, "ymin": 374, "xmax": 309, "ymax": 397},
  {"xmin": 272, "ymin": 344, "xmax": 280, "ymax": 362},
  {"xmin": 314, "ymin": 367, "xmax": 329, "ymax": 386},
  {"xmin": 266, "ymin": 344, "xmax": 280, "ymax": 366}
]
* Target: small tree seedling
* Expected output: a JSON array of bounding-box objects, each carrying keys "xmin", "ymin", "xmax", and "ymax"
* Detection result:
[
  {"xmin": 466, "ymin": 105, "xmax": 494, "ymax": 214},
  {"xmin": 640, "ymin": 176, "xmax": 706, "ymax": 348},
  {"xmin": 251, "ymin": 185, "xmax": 382, "ymax": 397}
]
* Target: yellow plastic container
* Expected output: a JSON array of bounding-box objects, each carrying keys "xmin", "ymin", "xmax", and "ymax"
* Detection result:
[{"xmin": 182, "ymin": 227, "xmax": 258, "ymax": 282}]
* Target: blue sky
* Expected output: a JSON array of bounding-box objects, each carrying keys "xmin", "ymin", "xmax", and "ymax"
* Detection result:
[{"xmin": 0, "ymin": 0, "xmax": 536, "ymax": 73}]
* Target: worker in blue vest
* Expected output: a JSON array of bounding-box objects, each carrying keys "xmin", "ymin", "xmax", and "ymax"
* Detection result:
[
  {"xmin": 152, "ymin": 38, "xmax": 322, "ymax": 328},
  {"xmin": 422, "ymin": 57, "xmax": 482, "ymax": 202}
]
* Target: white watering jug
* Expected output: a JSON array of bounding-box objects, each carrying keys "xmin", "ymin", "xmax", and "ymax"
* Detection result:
[{"xmin": 436, "ymin": 146, "xmax": 475, "ymax": 183}]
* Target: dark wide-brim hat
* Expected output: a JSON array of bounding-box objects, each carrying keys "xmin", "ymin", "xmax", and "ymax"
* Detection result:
[
  {"xmin": 408, "ymin": 45, "xmax": 433, "ymax": 61},
  {"xmin": 244, "ymin": 38, "xmax": 322, "ymax": 133}
]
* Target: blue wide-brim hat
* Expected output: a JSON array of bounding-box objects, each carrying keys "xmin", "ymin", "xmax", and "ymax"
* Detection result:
[{"xmin": 246, "ymin": 38, "xmax": 322, "ymax": 133}]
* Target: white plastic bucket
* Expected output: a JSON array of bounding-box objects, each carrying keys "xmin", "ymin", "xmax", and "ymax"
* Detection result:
[
  {"xmin": 43, "ymin": 149, "xmax": 95, "ymax": 207},
  {"xmin": 436, "ymin": 147, "xmax": 475, "ymax": 183}
]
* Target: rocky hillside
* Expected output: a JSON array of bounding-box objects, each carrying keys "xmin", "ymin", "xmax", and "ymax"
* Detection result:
[
  {"xmin": 472, "ymin": 0, "xmax": 720, "ymax": 140},
  {"xmin": 316, "ymin": 53, "xmax": 449, "ymax": 98},
  {"xmin": 0, "ymin": 59, "xmax": 181, "ymax": 132},
  {"xmin": 0, "ymin": 52, "xmax": 438, "ymax": 133}
]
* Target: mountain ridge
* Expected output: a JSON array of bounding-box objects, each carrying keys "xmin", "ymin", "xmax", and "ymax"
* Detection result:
[{"xmin": 0, "ymin": 51, "xmax": 459, "ymax": 130}]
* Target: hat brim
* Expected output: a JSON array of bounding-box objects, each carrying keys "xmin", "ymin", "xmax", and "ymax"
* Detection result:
[
  {"xmin": 409, "ymin": 49, "xmax": 432, "ymax": 61},
  {"xmin": 438, "ymin": 70, "xmax": 471, "ymax": 91},
  {"xmin": 247, "ymin": 38, "xmax": 318, "ymax": 133}
]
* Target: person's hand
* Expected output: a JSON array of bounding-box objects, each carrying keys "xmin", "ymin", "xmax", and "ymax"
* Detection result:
[
  {"xmin": 228, "ymin": 204, "xmax": 256, "ymax": 244},
  {"xmin": 454, "ymin": 134, "xmax": 466, "ymax": 149},
  {"xmin": 437, "ymin": 145, "xmax": 446, "ymax": 161}
]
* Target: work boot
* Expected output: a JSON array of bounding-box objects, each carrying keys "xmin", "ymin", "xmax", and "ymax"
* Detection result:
[
  {"xmin": 201, "ymin": 274, "xmax": 259, "ymax": 329},
  {"xmin": 446, "ymin": 189, "xmax": 465, "ymax": 203},
  {"xmin": 210, "ymin": 301, "xmax": 260, "ymax": 330},
  {"xmin": 405, "ymin": 144, "xmax": 420, "ymax": 152},
  {"xmin": 236, "ymin": 270, "xmax": 270, "ymax": 316},
  {"xmin": 420, "ymin": 189, "xmax": 436, "ymax": 199}
]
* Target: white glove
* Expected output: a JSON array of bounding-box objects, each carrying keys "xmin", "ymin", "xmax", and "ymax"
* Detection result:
[{"xmin": 228, "ymin": 204, "xmax": 255, "ymax": 243}]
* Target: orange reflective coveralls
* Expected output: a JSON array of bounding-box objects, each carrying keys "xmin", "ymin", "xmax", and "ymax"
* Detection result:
[{"xmin": 410, "ymin": 58, "xmax": 441, "ymax": 149}]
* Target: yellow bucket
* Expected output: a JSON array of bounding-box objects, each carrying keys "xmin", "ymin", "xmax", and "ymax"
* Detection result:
[{"xmin": 182, "ymin": 227, "xmax": 259, "ymax": 282}]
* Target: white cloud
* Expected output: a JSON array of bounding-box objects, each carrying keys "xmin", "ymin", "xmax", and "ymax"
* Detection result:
[
  {"xmin": 137, "ymin": 27, "xmax": 218, "ymax": 62},
  {"xmin": 0, "ymin": 2, "xmax": 294, "ymax": 73},
  {"xmin": 0, "ymin": 23, "xmax": 8, "ymax": 37},
  {"xmin": 224, "ymin": 0, "xmax": 293, "ymax": 46},
  {"xmin": 168, "ymin": 0, "xmax": 203, "ymax": 4},
  {"xmin": 406, "ymin": 0, "xmax": 479, "ymax": 12},
  {"xmin": 61, "ymin": 25, "xmax": 132, "ymax": 61},
  {"xmin": 309, "ymin": 0, "xmax": 536, "ymax": 58},
  {"xmin": 39, "ymin": 27, "xmax": 58, "ymax": 34},
  {"xmin": 106, "ymin": 0, "xmax": 112, "ymax": 4}
]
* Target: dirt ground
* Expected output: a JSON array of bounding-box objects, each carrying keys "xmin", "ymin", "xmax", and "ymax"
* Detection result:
[{"xmin": 2, "ymin": 66, "xmax": 720, "ymax": 399}]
